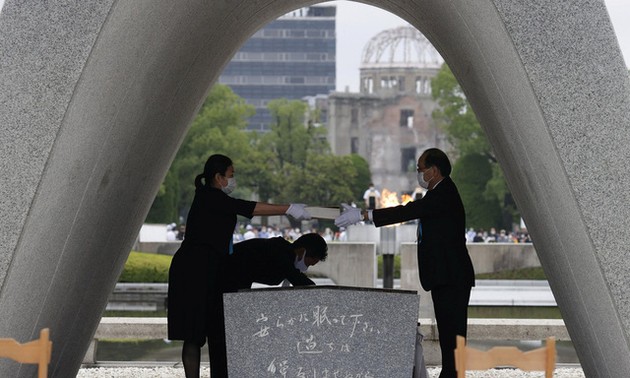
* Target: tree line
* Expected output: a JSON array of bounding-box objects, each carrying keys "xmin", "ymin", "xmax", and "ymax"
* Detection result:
[
  {"xmin": 431, "ymin": 64, "xmax": 519, "ymax": 230},
  {"xmin": 145, "ymin": 84, "xmax": 370, "ymax": 227}
]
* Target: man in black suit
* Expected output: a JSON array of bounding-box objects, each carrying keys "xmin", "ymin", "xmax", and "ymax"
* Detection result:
[
  {"xmin": 212, "ymin": 233, "xmax": 328, "ymax": 376},
  {"xmin": 335, "ymin": 148, "xmax": 474, "ymax": 378}
]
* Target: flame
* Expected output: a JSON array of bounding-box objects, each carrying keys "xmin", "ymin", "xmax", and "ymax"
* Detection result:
[
  {"xmin": 380, "ymin": 189, "xmax": 399, "ymax": 207},
  {"xmin": 401, "ymin": 193, "xmax": 413, "ymax": 205},
  {"xmin": 380, "ymin": 189, "xmax": 414, "ymax": 208}
]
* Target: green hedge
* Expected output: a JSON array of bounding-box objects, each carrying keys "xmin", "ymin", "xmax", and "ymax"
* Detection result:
[
  {"xmin": 119, "ymin": 251, "xmax": 172, "ymax": 283},
  {"xmin": 121, "ymin": 253, "xmax": 404, "ymax": 281},
  {"xmin": 119, "ymin": 251, "xmax": 546, "ymax": 283},
  {"xmin": 122, "ymin": 253, "xmax": 403, "ymax": 281}
]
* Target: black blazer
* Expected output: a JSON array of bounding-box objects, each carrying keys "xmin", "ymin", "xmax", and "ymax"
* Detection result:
[
  {"xmin": 221, "ymin": 237, "xmax": 315, "ymax": 292},
  {"xmin": 373, "ymin": 177, "xmax": 475, "ymax": 291}
]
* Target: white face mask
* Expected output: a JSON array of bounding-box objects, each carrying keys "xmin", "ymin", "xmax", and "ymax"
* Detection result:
[
  {"xmin": 294, "ymin": 254, "xmax": 308, "ymax": 273},
  {"xmin": 221, "ymin": 177, "xmax": 237, "ymax": 194},
  {"xmin": 417, "ymin": 171, "xmax": 430, "ymax": 189}
]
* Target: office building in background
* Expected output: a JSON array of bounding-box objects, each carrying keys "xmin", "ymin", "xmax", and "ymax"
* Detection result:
[{"xmin": 219, "ymin": 5, "xmax": 336, "ymax": 132}]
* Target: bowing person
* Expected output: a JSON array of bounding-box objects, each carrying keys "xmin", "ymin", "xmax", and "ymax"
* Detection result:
[
  {"xmin": 214, "ymin": 233, "xmax": 328, "ymax": 375},
  {"xmin": 223, "ymin": 232, "xmax": 328, "ymax": 291}
]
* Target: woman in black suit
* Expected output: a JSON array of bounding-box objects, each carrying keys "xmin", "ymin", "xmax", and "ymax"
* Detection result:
[
  {"xmin": 167, "ymin": 154, "xmax": 311, "ymax": 378},
  {"xmin": 336, "ymin": 148, "xmax": 474, "ymax": 378}
]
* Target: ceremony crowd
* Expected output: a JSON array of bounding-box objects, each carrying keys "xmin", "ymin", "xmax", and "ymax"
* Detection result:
[{"xmin": 166, "ymin": 223, "xmax": 531, "ymax": 245}]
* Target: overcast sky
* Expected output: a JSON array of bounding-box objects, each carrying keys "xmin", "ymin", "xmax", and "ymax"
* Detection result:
[
  {"xmin": 1, "ymin": 0, "xmax": 627, "ymax": 93},
  {"xmin": 331, "ymin": 0, "xmax": 630, "ymax": 92}
]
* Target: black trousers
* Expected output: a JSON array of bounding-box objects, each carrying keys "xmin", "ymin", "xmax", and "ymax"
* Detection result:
[
  {"xmin": 431, "ymin": 285, "xmax": 472, "ymax": 378},
  {"xmin": 207, "ymin": 296, "xmax": 228, "ymax": 378}
]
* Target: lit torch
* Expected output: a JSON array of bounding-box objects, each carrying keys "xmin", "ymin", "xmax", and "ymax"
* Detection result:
[{"xmin": 380, "ymin": 189, "xmax": 414, "ymax": 208}]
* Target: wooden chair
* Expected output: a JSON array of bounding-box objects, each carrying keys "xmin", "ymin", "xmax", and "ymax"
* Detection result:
[
  {"xmin": 455, "ymin": 335, "xmax": 556, "ymax": 378},
  {"xmin": 0, "ymin": 328, "xmax": 52, "ymax": 378}
]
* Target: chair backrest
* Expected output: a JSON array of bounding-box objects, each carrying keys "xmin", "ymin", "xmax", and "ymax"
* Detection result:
[
  {"xmin": 0, "ymin": 328, "xmax": 52, "ymax": 378},
  {"xmin": 455, "ymin": 335, "xmax": 556, "ymax": 378}
]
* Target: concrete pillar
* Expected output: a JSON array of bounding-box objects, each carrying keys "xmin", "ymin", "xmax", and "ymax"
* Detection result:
[
  {"xmin": 0, "ymin": 1, "xmax": 291, "ymax": 376},
  {"xmin": 1, "ymin": 0, "xmax": 629, "ymax": 376},
  {"xmin": 399, "ymin": 1, "xmax": 630, "ymax": 376},
  {"xmin": 400, "ymin": 243, "xmax": 435, "ymax": 320},
  {"xmin": 307, "ymin": 243, "xmax": 377, "ymax": 288}
]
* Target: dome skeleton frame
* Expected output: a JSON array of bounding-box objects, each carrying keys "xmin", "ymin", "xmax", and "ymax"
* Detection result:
[{"xmin": 361, "ymin": 26, "xmax": 443, "ymax": 69}]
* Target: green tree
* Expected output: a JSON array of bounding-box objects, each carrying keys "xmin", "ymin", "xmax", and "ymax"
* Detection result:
[
  {"xmin": 348, "ymin": 154, "xmax": 371, "ymax": 204},
  {"xmin": 257, "ymin": 99, "xmax": 334, "ymax": 198},
  {"xmin": 266, "ymin": 99, "xmax": 312, "ymax": 170},
  {"xmin": 146, "ymin": 84, "xmax": 255, "ymax": 222},
  {"xmin": 256, "ymin": 99, "xmax": 363, "ymax": 227},
  {"xmin": 431, "ymin": 64, "xmax": 517, "ymax": 229},
  {"xmin": 145, "ymin": 170, "xmax": 179, "ymax": 223},
  {"xmin": 451, "ymin": 154, "xmax": 502, "ymax": 230},
  {"xmin": 278, "ymin": 154, "xmax": 357, "ymax": 206},
  {"xmin": 431, "ymin": 65, "xmax": 491, "ymax": 157},
  {"xmin": 236, "ymin": 131, "xmax": 281, "ymax": 203},
  {"xmin": 147, "ymin": 92, "xmax": 372, "ymax": 229}
]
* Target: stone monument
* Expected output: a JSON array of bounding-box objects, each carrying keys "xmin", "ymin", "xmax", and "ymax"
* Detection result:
[
  {"xmin": 223, "ymin": 286, "xmax": 419, "ymax": 377},
  {"xmin": 1, "ymin": 1, "xmax": 630, "ymax": 376}
]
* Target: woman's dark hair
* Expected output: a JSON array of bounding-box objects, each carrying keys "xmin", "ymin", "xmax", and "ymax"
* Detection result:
[
  {"xmin": 423, "ymin": 148, "xmax": 452, "ymax": 177},
  {"xmin": 294, "ymin": 233, "xmax": 328, "ymax": 261},
  {"xmin": 195, "ymin": 154, "xmax": 233, "ymax": 188}
]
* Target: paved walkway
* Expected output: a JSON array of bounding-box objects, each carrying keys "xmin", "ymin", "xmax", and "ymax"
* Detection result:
[{"xmin": 77, "ymin": 366, "xmax": 585, "ymax": 377}]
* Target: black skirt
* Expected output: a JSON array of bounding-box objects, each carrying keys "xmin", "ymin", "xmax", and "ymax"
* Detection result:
[{"xmin": 167, "ymin": 242, "xmax": 225, "ymax": 344}]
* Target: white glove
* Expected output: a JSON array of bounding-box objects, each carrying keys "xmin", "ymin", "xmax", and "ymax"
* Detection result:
[
  {"xmin": 286, "ymin": 203, "xmax": 312, "ymax": 220},
  {"xmin": 334, "ymin": 203, "xmax": 363, "ymax": 228}
]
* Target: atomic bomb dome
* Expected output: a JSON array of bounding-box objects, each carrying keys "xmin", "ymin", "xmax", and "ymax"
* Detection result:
[
  {"xmin": 361, "ymin": 26, "xmax": 442, "ymax": 69},
  {"xmin": 327, "ymin": 26, "xmax": 449, "ymax": 196},
  {"xmin": 359, "ymin": 26, "xmax": 443, "ymax": 95}
]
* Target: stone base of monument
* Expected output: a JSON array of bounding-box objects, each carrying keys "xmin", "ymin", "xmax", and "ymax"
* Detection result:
[{"xmin": 224, "ymin": 286, "xmax": 419, "ymax": 377}]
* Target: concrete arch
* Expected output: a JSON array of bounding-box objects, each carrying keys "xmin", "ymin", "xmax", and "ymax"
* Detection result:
[{"xmin": 0, "ymin": 1, "xmax": 628, "ymax": 376}]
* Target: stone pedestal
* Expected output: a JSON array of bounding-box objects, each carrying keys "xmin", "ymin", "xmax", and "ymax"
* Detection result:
[{"xmin": 224, "ymin": 286, "xmax": 419, "ymax": 377}]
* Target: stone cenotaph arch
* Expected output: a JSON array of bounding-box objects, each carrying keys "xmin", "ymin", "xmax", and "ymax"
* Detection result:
[{"xmin": 1, "ymin": 1, "xmax": 629, "ymax": 377}]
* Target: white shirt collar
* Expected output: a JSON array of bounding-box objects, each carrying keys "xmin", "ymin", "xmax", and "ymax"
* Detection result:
[{"xmin": 431, "ymin": 177, "xmax": 445, "ymax": 189}]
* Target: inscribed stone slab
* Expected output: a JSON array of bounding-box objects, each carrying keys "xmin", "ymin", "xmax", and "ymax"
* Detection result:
[{"xmin": 223, "ymin": 286, "xmax": 419, "ymax": 377}]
